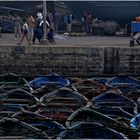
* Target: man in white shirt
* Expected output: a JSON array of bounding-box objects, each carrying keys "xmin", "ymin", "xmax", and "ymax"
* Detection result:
[
  {"xmin": 37, "ymin": 11, "xmax": 43, "ymax": 21},
  {"xmin": 32, "ymin": 19, "xmax": 50, "ymax": 44}
]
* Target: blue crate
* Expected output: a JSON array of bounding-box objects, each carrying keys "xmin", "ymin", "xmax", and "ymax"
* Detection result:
[{"xmin": 131, "ymin": 21, "xmax": 140, "ymax": 32}]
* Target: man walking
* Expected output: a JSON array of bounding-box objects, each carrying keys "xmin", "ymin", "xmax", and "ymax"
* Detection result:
[
  {"xmin": 13, "ymin": 14, "xmax": 22, "ymax": 40},
  {"xmin": 27, "ymin": 13, "xmax": 35, "ymax": 40},
  {"xmin": 64, "ymin": 11, "xmax": 72, "ymax": 33}
]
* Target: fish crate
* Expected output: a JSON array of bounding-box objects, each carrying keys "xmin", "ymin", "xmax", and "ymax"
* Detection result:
[{"xmin": 71, "ymin": 23, "xmax": 83, "ymax": 33}]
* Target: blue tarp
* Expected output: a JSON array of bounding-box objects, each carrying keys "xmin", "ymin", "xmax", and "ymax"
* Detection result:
[{"xmin": 131, "ymin": 21, "xmax": 140, "ymax": 32}]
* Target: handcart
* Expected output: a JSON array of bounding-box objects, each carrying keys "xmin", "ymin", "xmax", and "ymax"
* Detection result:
[{"xmin": 130, "ymin": 21, "xmax": 140, "ymax": 47}]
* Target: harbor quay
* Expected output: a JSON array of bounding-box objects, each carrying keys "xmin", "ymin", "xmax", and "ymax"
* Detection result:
[
  {"xmin": 0, "ymin": 34, "xmax": 140, "ymax": 139},
  {"xmin": 0, "ymin": 33, "xmax": 140, "ymax": 76}
]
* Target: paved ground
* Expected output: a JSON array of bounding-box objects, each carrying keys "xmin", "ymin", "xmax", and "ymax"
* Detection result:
[{"xmin": 0, "ymin": 33, "xmax": 132, "ymax": 47}]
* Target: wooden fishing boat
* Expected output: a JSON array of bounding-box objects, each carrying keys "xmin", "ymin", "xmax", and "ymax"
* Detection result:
[
  {"xmin": 32, "ymin": 84, "xmax": 59, "ymax": 99},
  {"xmin": 137, "ymin": 97, "xmax": 140, "ymax": 106},
  {"xmin": 127, "ymin": 91, "xmax": 140, "ymax": 113},
  {"xmin": 35, "ymin": 106, "xmax": 74, "ymax": 124},
  {"xmin": 0, "ymin": 111, "xmax": 15, "ymax": 119},
  {"xmin": 12, "ymin": 110, "xmax": 65, "ymax": 138},
  {"xmin": 29, "ymin": 73, "xmax": 70, "ymax": 89},
  {"xmin": 65, "ymin": 107, "xmax": 139, "ymax": 139},
  {"xmin": 65, "ymin": 107, "xmax": 127, "ymax": 129},
  {"xmin": 69, "ymin": 77, "xmax": 82, "ymax": 84},
  {"xmin": 92, "ymin": 106, "xmax": 134, "ymax": 125},
  {"xmin": 72, "ymin": 79, "xmax": 107, "ymax": 100},
  {"xmin": 0, "ymin": 73, "xmax": 32, "ymax": 93},
  {"xmin": 0, "ymin": 88, "xmax": 38, "ymax": 112},
  {"xmin": 0, "ymin": 117, "xmax": 48, "ymax": 139},
  {"xmin": 127, "ymin": 91, "xmax": 140, "ymax": 102},
  {"xmin": 40, "ymin": 87, "xmax": 88, "ymax": 110},
  {"xmin": 91, "ymin": 92, "xmax": 138, "ymax": 115},
  {"xmin": 106, "ymin": 76, "xmax": 140, "ymax": 94},
  {"xmin": 57, "ymin": 122, "xmax": 127, "ymax": 139},
  {"xmin": 89, "ymin": 77, "xmax": 109, "ymax": 85},
  {"xmin": 32, "ymin": 84, "xmax": 77, "ymax": 99}
]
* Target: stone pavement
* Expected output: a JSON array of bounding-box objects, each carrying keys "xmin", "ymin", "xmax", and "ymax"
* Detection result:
[{"xmin": 0, "ymin": 33, "xmax": 133, "ymax": 48}]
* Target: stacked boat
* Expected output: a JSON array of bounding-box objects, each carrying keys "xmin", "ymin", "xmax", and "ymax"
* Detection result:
[{"xmin": 0, "ymin": 73, "xmax": 139, "ymax": 139}]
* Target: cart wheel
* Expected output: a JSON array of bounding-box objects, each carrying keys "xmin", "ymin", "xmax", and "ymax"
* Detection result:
[{"xmin": 130, "ymin": 40, "xmax": 134, "ymax": 47}]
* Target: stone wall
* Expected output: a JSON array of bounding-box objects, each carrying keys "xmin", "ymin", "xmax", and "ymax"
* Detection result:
[
  {"xmin": 0, "ymin": 45, "xmax": 140, "ymax": 76},
  {"xmin": 0, "ymin": 45, "xmax": 104, "ymax": 76},
  {"xmin": 118, "ymin": 48, "xmax": 140, "ymax": 75}
]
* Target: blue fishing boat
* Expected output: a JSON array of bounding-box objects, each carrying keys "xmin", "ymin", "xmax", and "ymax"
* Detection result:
[
  {"xmin": 0, "ymin": 88, "xmax": 38, "ymax": 112},
  {"xmin": 58, "ymin": 122, "xmax": 127, "ymax": 139},
  {"xmin": 106, "ymin": 76, "xmax": 140, "ymax": 94},
  {"xmin": 130, "ymin": 113, "xmax": 140, "ymax": 129},
  {"xmin": 29, "ymin": 73, "xmax": 70, "ymax": 89},
  {"xmin": 91, "ymin": 92, "xmax": 138, "ymax": 115},
  {"xmin": 12, "ymin": 110, "xmax": 65, "ymax": 138},
  {"xmin": 40, "ymin": 87, "xmax": 88, "ymax": 110},
  {"xmin": 0, "ymin": 118, "xmax": 48, "ymax": 139}
]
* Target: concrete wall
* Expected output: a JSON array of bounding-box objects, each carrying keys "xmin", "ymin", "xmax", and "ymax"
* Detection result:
[{"xmin": 0, "ymin": 45, "xmax": 139, "ymax": 76}]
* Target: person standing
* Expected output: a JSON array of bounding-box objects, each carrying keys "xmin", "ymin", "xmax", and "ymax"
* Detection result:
[
  {"xmin": 64, "ymin": 11, "xmax": 72, "ymax": 33},
  {"xmin": 82, "ymin": 11, "xmax": 88, "ymax": 34},
  {"xmin": 54, "ymin": 11, "xmax": 61, "ymax": 32},
  {"xmin": 86, "ymin": 14, "xmax": 93, "ymax": 34},
  {"xmin": 32, "ymin": 19, "xmax": 50, "ymax": 44},
  {"xmin": 27, "ymin": 13, "xmax": 35, "ymax": 40},
  {"xmin": 19, "ymin": 19, "xmax": 30, "ymax": 46},
  {"xmin": 32, "ymin": 21, "xmax": 43, "ymax": 44},
  {"xmin": 13, "ymin": 14, "xmax": 22, "ymax": 40},
  {"xmin": 47, "ymin": 12, "xmax": 54, "ymax": 28},
  {"xmin": 47, "ymin": 28, "xmax": 55, "ymax": 44}
]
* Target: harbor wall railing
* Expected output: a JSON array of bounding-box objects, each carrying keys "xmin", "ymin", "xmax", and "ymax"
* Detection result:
[{"xmin": 0, "ymin": 45, "xmax": 139, "ymax": 76}]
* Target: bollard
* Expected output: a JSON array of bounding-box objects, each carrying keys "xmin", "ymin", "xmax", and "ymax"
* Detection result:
[{"xmin": 0, "ymin": 27, "xmax": 1, "ymax": 38}]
